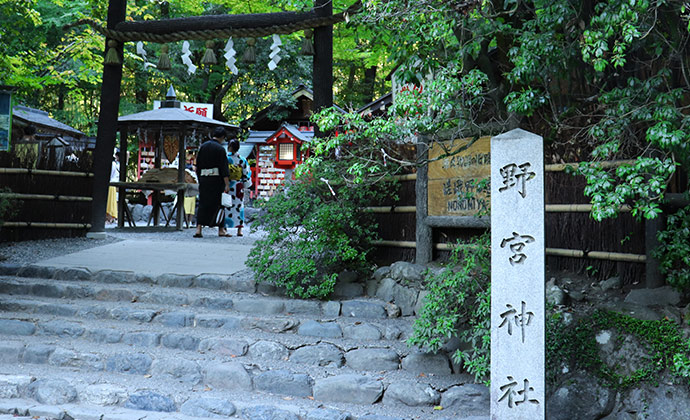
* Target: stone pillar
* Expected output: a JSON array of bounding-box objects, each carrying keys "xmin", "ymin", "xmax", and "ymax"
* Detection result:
[{"xmin": 490, "ymin": 129, "xmax": 545, "ymax": 419}]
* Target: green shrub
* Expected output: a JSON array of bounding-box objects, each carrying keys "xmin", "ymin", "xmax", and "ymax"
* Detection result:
[
  {"xmin": 247, "ymin": 168, "xmax": 394, "ymax": 299},
  {"xmin": 0, "ymin": 187, "xmax": 17, "ymax": 227},
  {"xmin": 653, "ymin": 205, "xmax": 690, "ymax": 290},
  {"xmin": 407, "ymin": 233, "xmax": 491, "ymax": 383}
]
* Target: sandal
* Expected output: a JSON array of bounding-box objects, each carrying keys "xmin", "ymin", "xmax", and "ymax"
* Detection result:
[
  {"xmin": 193, "ymin": 233, "xmax": 203, "ymax": 238},
  {"xmin": 237, "ymin": 232, "xmax": 243, "ymax": 237},
  {"xmin": 218, "ymin": 231, "xmax": 232, "ymax": 237}
]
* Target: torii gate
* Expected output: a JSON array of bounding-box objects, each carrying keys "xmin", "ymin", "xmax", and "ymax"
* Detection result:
[{"xmin": 86, "ymin": 0, "xmax": 359, "ymax": 237}]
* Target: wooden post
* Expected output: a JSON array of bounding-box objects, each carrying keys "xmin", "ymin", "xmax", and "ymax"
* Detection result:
[
  {"xmin": 416, "ymin": 141, "xmax": 432, "ymax": 263},
  {"xmin": 88, "ymin": 0, "xmax": 127, "ymax": 238},
  {"xmin": 312, "ymin": 0, "xmax": 333, "ymax": 117},
  {"xmin": 176, "ymin": 130, "xmax": 186, "ymax": 230}
]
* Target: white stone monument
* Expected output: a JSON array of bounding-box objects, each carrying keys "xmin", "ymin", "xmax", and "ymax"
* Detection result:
[{"xmin": 490, "ymin": 129, "xmax": 545, "ymax": 419}]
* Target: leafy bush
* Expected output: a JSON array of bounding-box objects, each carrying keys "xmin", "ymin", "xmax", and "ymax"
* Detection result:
[
  {"xmin": 654, "ymin": 206, "xmax": 690, "ymax": 290},
  {"xmin": 407, "ymin": 233, "xmax": 491, "ymax": 383},
  {"xmin": 0, "ymin": 187, "xmax": 17, "ymax": 227},
  {"xmin": 247, "ymin": 167, "xmax": 395, "ymax": 299}
]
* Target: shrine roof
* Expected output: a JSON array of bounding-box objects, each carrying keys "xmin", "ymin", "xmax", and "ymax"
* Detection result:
[
  {"xmin": 13, "ymin": 105, "xmax": 85, "ymax": 138},
  {"xmin": 118, "ymin": 107, "xmax": 239, "ymax": 132}
]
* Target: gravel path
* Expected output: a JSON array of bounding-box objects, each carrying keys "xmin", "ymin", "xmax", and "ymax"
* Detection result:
[{"xmin": 0, "ymin": 222, "xmax": 262, "ymax": 266}]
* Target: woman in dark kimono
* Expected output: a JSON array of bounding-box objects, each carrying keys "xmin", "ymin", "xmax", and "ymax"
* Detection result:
[{"xmin": 194, "ymin": 127, "xmax": 230, "ymax": 237}]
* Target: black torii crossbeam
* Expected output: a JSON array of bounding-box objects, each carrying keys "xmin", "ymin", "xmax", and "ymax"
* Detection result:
[{"xmin": 88, "ymin": 0, "xmax": 356, "ymax": 236}]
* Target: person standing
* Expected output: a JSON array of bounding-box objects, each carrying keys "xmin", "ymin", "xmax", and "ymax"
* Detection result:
[
  {"xmin": 194, "ymin": 127, "xmax": 230, "ymax": 237},
  {"xmin": 225, "ymin": 139, "xmax": 252, "ymax": 236},
  {"xmin": 106, "ymin": 151, "xmax": 119, "ymax": 224}
]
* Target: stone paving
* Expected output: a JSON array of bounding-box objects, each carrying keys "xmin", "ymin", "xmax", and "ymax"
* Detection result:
[{"xmin": 0, "ymin": 257, "xmax": 490, "ymax": 419}]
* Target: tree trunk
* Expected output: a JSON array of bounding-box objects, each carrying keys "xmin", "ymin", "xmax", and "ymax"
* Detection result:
[{"xmin": 363, "ymin": 65, "xmax": 377, "ymax": 104}]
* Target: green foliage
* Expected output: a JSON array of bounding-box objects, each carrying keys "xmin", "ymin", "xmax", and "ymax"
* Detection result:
[
  {"xmin": 247, "ymin": 165, "xmax": 395, "ymax": 299},
  {"xmin": 407, "ymin": 234, "xmax": 491, "ymax": 383},
  {"xmin": 547, "ymin": 310, "xmax": 690, "ymax": 389},
  {"xmin": 654, "ymin": 207, "xmax": 690, "ymax": 290},
  {"xmin": 0, "ymin": 188, "xmax": 18, "ymax": 227}
]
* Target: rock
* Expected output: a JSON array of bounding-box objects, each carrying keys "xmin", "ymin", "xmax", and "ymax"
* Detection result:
[
  {"xmin": 87, "ymin": 328, "xmax": 123, "ymax": 343},
  {"xmin": 373, "ymin": 266, "xmax": 391, "ymax": 282},
  {"xmin": 291, "ymin": 343, "xmax": 344, "ymax": 367},
  {"xmin": 601, "ymin": 277, "xmax": 622, "ymax": 291},
  {"xmin": 203, "ymin": 362, "xmax": 252, "ymax": 391},
  {"xmin": 313, "ymin": 374, "xmax": 384, "ymax": 405},
  {"xmin": 366, "ymin": 279, "xmax": 379, "ymax": 297},
  {"xmin": 234, "ymin": 298, "xmax": 285, "ymax": 314},
  {"xmin": 338, "ymin": 270, "xmax": 360, "ymax": 283},
  {"xmin": 109, "ymin": 307, "xmax": 157, "ymax": 322},
  {"xmin": 386, "ymin": 303, "xmax": 401, "ymax": 318},
  {"xmin": 27, "ymin": 379, "xmax": 77, "ymax": 405},
  {"xmin": 105, "ymin": 353, "xmax": 152, "ymax": 375},
  {"xmin": 0, "ymin": 375, "xmax": 33, "ymax": 399},
  {"xmin": 48, "ymin": 348, "xmax": 103, "ymax": 370},
  {"xmin": 199, "ymin": 338, "xmax": 248, "ymax": 356},
  {"xmin": 156, "ymin": 273, "xmax": 194, "ymax": 288},
  {"xmin": 322, "ymin": 301, "xmax": 341, "ymax": 317},
  {"xmin": 567, "ymin": 290, "xmax": 586, "ymax": 302},
  {"xmin": 306, "ymin": 408, "xmax": 354, "ymax": 420},
  {"xmin": 142, "ymin": 205, "xmax": 153, "ymax": 222},
  {"xmin": 602, "ymin": 302, "xmax": 663, "ymax": 321},
  {"xmin": 609, "ymin": 382, "xmax": 690, "ymax": 419},
  {"xmin": 333, "ymin": 282, "xmax": 364, "ymax": 299},
  {"xmin": 196, "ymin": 314, "xmax": 242, "ymax": 329},
  {"xmin": 341, "ymin": 300, "xmax": 387, "ymax": 319},
  {"xmin": 241, "ymin": 405, "xmax": 299, "ymax": 420},
  {"xmin": 285, "ymin": 299, "xmax": 322, "ymax": 315},
  {"xmin": 383, "ymin": 381, "xmax": 440, "ymax": 406},
  {"xmin": 193, "ymin": 274, "xmax": 231, "ymax": 290},
  {"xmin": 547, "ymin": 373, "xmax": 615, "ymax": 420},
  {"xmin": 38, "ymin": 320, "xmax": 85, "ymax": 337},
  {"xmin": 17, "ymin": 265, "xmax": 54, "ymax": 279},
  {"xmin": 415, "ymin": 290, "xmax": 430, "ymax": 316},
  {"xmin": 243, "ymin": 317, "xmax": 298, "ymax": 333},
  {"xmin": 22, "ymin": 344, "xmax": 55, "ymax": 364},
  {"xmin": 53, "ymin": 267, "xmax": 91, "ymax": 281},
  {"xmin": 597, "ymin": 331, "xmax": 651, "ymax": 378},
  {"xmin": 161, "ymin": 333, "xmax": 200, "ymax": 351},
  {"xmin": 402, "ymin": 351, "xmax": 452, "ymax": 375},
  {"xmin": 92, "ymin": 270, "xmax": 136, "ymax": 284},
  {"xmin": 81, "ymin": 384, "xmax": 127, "ymax": 405},
  {"xmin": 131, "ymin": 204, "xmax": 144, "ymax": 222},
  {"xmin": 389, "ymin": 261, "xmax": 426, "ymax": 284},
  {"xmin": 546, "ymin": 279, "xmax": 568, "ymax": 306},
  {"xmin": 254, "ymin": 370, "xmax": 314, "ymax": 397},
  {"xmin": 358, "ymin": 415, "xmax": 405, "ymax": 420},
  {"xmin": 440, "ymin": 384, "xmax": 490, "ymax": 414},
  {"xmin": 155, "ymin": 311, "xmax": 195, "ymax": 327},
  {"xmin": 625, "ymin": 286, "xmax": 681, "ymax": 307},
  {"xmin": 125, "ymin": 390, "xmax": 176, "ymax": 412},
  {"xmin": 0, "ymin": 263, "xmax": 21, "ymax": 276},
  {"xmin": 180, "ymin": 397, "xmax": 237, "ymax": 418},
  {"xmin": 392, "ymin": 283, "xmax": 419, "ymax": 316},
  {"xmin": 375, "ymin": 278, "xmax": 397, "ymax": 302},
  {"xmin": 248, "ymin": 341, "xmax": 289, "ymax": 361},
  {"xmin": 0, "ymin": 319, "xmax": 36, "ymax": 336},
  {"xmin": 122, "ymin": 331, "xmax": 161, "ymax": 347},
  {"xmin": 343, "ymin": 323, "xmax": 382, "ymax": 340},
  {"xmin": 298, "ymin": 320, "xmax": 343, "ymax": 338},
  {"xmin": 346, "ymin": 348, "xmax": 400, "ymax": 371},
  {"xmin": 151, "ymin": 358, "xmax": 202, "ymax": 384}
]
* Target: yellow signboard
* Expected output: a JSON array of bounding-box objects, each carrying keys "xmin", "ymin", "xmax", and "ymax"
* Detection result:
[{"xmin": 428, "ymin": 136, "xmax": 491, "ymax": 217}]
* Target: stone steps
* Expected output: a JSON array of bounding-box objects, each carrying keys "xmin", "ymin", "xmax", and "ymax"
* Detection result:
[{"xmin": 0, "ymin": 264, "xmax": 490, "ymax": 419}]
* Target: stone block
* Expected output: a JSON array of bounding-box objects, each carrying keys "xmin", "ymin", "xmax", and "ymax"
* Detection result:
[
  {"xmin": 109, "ymin": 307, "xmax": 156, "ymax": 322},
  {"xmin": 240, "ymin": 406, "xmax": 299, "ymax": 420},
  {"xmin": 373, "ymin": 266, "xmax": 391, "ymax": 281},
  {"xmin": 81, "ymin": 384, "xmax": 128, "ymax": 405},
  {"xmin": 383, "ymin": 381, "xmax": 440, "ymax": 406},
  {"xmin": 233, "ymin": 298, "xmax": 285, "ymax": 314},
  {"xmin": 77, "ymin": 305, "xmax": 110, "ymax": 319},
  {"xmin": 313, "ymin": 374, "xmax": 383, "ymax": 405},
  {"xmin": 93, "ymin": 270, "xmax": 137, "ymax": 284},
  {"xmin": 625, "ymin": 286, "xmax": 681, "ymax": 307},
  {"xmin": 345, "ymin": 348, "xmax": 399, "ymax": 371},
  {"xmin": 0, "ymin": 341, "xmax": 24, "ymax": 364},
  {"xmin": 125, "ymin": 390, "xmax": 176, "ymax": 412},
  {"xmin": 192, "ymin": 274, "xmax": 230, "ymax": 290},
  {"xmin": 0, "ymin": 263, "xmax": 21, "ymax": 276},
  {"xmin": 0, "ymin": 375, "xmax": 33, "ymax": 399},
  {"xmin": 401, "ymin": 351, "xmax": 452, "ymax": 375},
  {"xmin": 139, "ymin": 291, "xmax": 190, "ymax": 306},
  {"xmin": 248, "ymin": 341, "xmax": 289, "ymax": 361},
  {"xmin": 225, "ymin": 271, "xmax": 256, "ymax": 293},
  {"xmin": 53, "ymin": 267, "xmax": 91, "ymax": 281},
  {"xmin": 297, "ymin": 320, "xmax": 342, "ymax": 338},
  {"xmin": 105, "ymin": 353, "xmax": 153, "ymax": 375},
  {"xmin": 155, "ymin": 312, "xmax": 195, "ymax": 327},
  {"xmin": 122, "ymin": 332, "xmax": 161, "ymax": 347},
  {"xmin": 31, "ymin": 283, "xmax": 67, "ymax": 299},
  {"xmin": 343, "ymin": 323, "xmax": 382, "ymax": 340},
  {"xmin": 27, "ymin": 405, "xmax": 66, "ymax": 419},
  {"xmin": 17, "ymin": 264, "xmax": 54, "ymax": 279},
  {"xmin": 87, "ymin": 328, "xmax": 123, "ymax": 343},
  {"xmin": 192, "ymin": 296, "xmax": 234, "ymax": 309},
  {"xmin": 414, "ymin": 290, "xmax": 430, "ymax": 316},
  {"xmin": 151, "ymin": 358, "xmax": 202, "ymax": 384},
  {"xmin": 341, "ymin": 300, "xmax": 387, "ymax": 319},
  {"xmin": 0, "ymin": 319, "xmax": 36, "ymax": 336},
  {"xmin": 389, "ymin": 261, "xmax": 425, "ymax": 284},
  {"xmin": 391, "ymin": 283, "xmax": 419, "ymax": 316},
  {"xmin": 39, "ymin": 302, "xmax": 78, "ymax": 316},
  {"xmin": 156, "ymin": 273, "xmax": 194, "ymax": 288},
  {"xmin": 48, "ymin": 347, "xmax": 103, "ymax": 370},
  {"xmin": 195, "ymin": 315, "xmax": 241, "ymax": 329},
  {"xmin": 94, "ymin": 287, "xmax": 136, "ymax": 302},
  {"xmin": 375, "ymin": 278, "xmax": 396, "ymax": 302},
  {"xmin": 306, "ymin": 408, "xmax": 354, "ymax": 420},
  {"xmin": 242, "ymin": 317, "xmax": 298, "ymax": 333},
  {"xmin": 291, "ymin": 343, "xmax": 344, "ymax": 367},
  {"xmin": 333, "ymin": 282, "xmax": 364, "ymax": 299},
  {"xmin": 203, "ymin": 362, "xmax": 252, "ymax": 391},
  {"xmin": 285, "ymin": 299, "xmax": 322, "ymax": 315},
  {"xmin": 22, "ymin": 344, "xmax": 55, "ymax": 364},
  {"xmin": 254, "ymin": 370, "xmax": 314, "ymax": 397},
  {"xmin": 180, "ymin": 397, "xmax": 236, "ymax": 418},
  {"xmin": 27, "ymin": 379, "xmax": 77, "ymax": 405},
  {"xmin": 199, "ymin": 338, "xmax": 248, "ymax": 356},
  {"xmin": 322, "ymin": 301, "xmax": 341, "ymax": 317},
  {"xmin": 440, "ymin": 384, "xmax": 489, "ymax": 414},
  {"xmin": 161, "ymin": 333, "xmax": 200, "ymax": 351}
]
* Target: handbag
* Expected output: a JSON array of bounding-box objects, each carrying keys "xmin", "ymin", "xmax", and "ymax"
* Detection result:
[{"xmin": 221, "ymin": 192, "xmax": 233, "ymax": 208}]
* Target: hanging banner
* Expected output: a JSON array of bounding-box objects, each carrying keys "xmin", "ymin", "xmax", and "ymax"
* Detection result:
[
  {"xmin": 0, "ymin": 90, "xmax": 11, "ymax": 152},
  {"xmin": 153, "ymin": 101, "xmax": 214, "ymax": 119}
]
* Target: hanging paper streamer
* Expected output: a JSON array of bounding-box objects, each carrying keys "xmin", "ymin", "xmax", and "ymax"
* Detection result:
[
  {"xmin": 181, "ymin": 41, "xmax": 197, "ymax": 74},
  {"xmin": 136, "ymin": 41, "xmax": 155, "ymax": 69},
  {"xmin": 268, "ymin": 34, "xmax": 282, "ymax": 71},
  {"xmin": 224, "ymin": 38, "xmax": 238, "ymax": 75}
]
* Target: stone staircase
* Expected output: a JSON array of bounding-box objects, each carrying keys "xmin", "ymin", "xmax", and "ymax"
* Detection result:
[{"xmin": 0, "ymin": 263, "xmax": 489, "ymax": 420}]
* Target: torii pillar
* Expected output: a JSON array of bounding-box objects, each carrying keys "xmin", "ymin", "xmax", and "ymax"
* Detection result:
[
  {"xmin": 88, "ymin": 0, "xmax": 127, "ymax": 238},
  {"xmin": 313, "ymin": 0, "xmax": 333, "ymax": 114}
]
